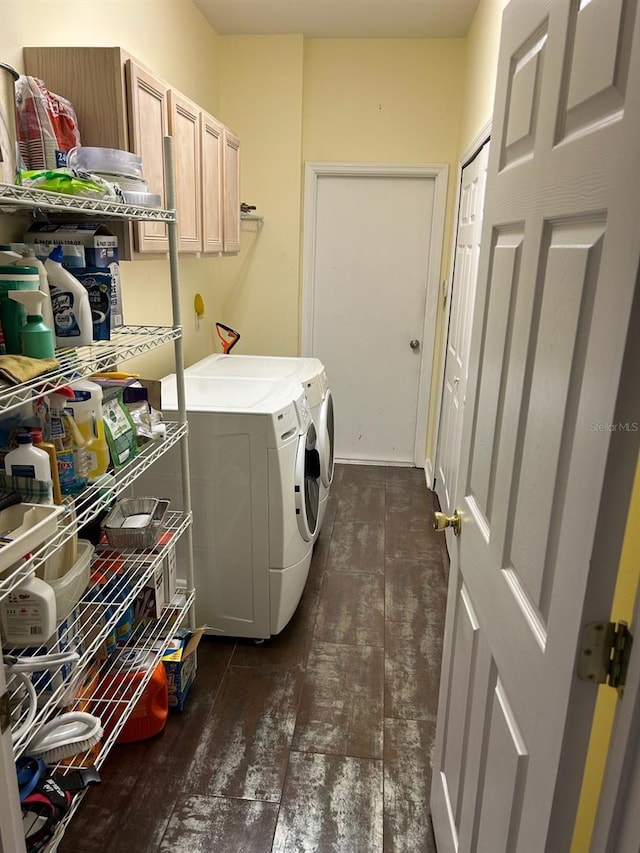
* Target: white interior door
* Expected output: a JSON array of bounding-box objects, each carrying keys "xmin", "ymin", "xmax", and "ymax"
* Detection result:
[
  {"xmin": 435, "ymin": 141, "xmax": 490, "ymax": 517},
  {"xmin": 431, "ymin": 0, "xmax": 640, "ymax": 850},
  {"xmin": 303, "ymin": 165, "xmax": 447, "ymax": 465}
]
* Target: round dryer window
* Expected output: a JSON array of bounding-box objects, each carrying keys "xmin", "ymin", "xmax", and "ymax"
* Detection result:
[{"xmin": 295, "ymin": 422, "xmax": 320, "ymax": 541}]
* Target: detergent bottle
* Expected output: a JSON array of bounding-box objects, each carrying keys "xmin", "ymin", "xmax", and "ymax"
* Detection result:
[
  {"xmin": 62, "ymin": 379, "xmax": 109, "ymax": 480},
  {"xmin": 44, "ymin": 246, "xmax": 93, "ymax": 347}
]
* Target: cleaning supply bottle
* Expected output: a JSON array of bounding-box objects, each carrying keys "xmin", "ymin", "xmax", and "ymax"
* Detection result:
[
  {"xmin": 20, "ymin": 247, "xmax": 55, "ymax": 332},
  {"xmin": 0, "ymin": 571, "xmax": 57, "ymax": 647},
  {"xmin": 63, "ymin": 380, "xmax": 109, "ymax": 480},
  {"xmin": 0, "ymin": 263, "xmax": 39, "ymax": 354},
  {"xmin": 44, "ymin": 246, "xmax": 93, "ymax": 347},
  {"xmin": 29, "ymin": 426, "xmax": 62, "ymax": 505},
  {"xmin": 45, "ymin": 389, "xmax": 88, "ymax": 494},
  {"xmin": 0, "ymin": 245, "xmax": 22, "ymax": 264},
  {"xmin": 4, "ymin": 431, "xmax": 52, "ymax": 481},
  {"xmin": 8, "ymin": 290, "xmax": 55, "ymax": 358}
]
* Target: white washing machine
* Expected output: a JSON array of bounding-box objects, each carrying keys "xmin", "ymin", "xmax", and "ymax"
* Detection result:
[
  {"xmin": 185, "ymin": 354, "xmax": 335, "ymax": 530},
  {"xmin": 134, "ymin": 374, "xmax": 320, "ymax": 639}
]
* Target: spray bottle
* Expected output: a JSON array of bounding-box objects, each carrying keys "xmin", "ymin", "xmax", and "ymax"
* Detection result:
[
  {"xmin": 8, "ymin": 290, "xmax": 55, "ymax": 358},
  {"xmin": 20, "ymin": 247, "xmax": 55, "ymax": 332},
  {"xmin": 44, "ymin": 246, "xmax": 93, "ymax": 347},
  {"xmin": 45, "ymin": 388, "xmax": 89, "ymax": 494}
]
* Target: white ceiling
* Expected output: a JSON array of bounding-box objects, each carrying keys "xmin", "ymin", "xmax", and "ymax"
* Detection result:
[{"xmin": 192, "ymin": 0, "xmax": 481, "ymax": 39}]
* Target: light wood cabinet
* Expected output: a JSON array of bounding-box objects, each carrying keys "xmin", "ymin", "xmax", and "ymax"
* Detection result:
[
  {"xmin": 126, "ymin": 60, "xmax": 169, "ymax": 253},
  {"xmin": 222, "ymin": 128, "xmax": 241, "ymax": 254},
  {"xmin": 200, "ymin": 111, "xmax": 224, "ymax": 254},
  {"xmin": 168, "ymin": 91, "xmax": 202, "ymax": 253},
  {"xmin": 23, "ymin": 47, "xmax": 240, "ymax": 258}
]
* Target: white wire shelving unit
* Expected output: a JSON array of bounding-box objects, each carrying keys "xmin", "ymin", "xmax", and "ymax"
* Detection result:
[{"xmin": 0, "ymin": 139, "xmax": 197, "ymax": 853}]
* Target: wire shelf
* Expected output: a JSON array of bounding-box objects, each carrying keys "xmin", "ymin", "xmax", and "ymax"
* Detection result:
[
  {"xmin": 20, "ymin": 587, "xmax": 194, "ymax": 850},
  {"xmin": 0, "ymin": 325, "xmax": 181, "ymax": 413},
  {"xmin": 0, "ymin": 422, "xmax": 188, "ymax": 603},
  {"xmin": 6, "ymin": 510, "xmax": 192, "ymax": 758},
  {"xmin": 0, "ymin": 183, "xmax": 176, "ymax": 222}
]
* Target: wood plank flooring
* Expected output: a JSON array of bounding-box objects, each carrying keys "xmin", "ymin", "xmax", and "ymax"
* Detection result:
[{"xmin": 59, "ymin": 464, "xmax": 448, "ymax": 852}]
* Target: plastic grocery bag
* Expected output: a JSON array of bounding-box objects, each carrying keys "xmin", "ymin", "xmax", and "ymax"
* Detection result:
[{"xmin": 15, "ymin": 75, "xmax": 81, "ymax": 171}]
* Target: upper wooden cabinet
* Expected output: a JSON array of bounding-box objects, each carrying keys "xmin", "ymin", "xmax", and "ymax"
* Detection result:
[
  {"xmin": 200, "ymin": 111, "xmax": 224, "ymax": 254},
  {"xmin": 23, "ymin": 47, "xmax": 240, "ymax": 258},
  {"xmin": 168, "ymin": 90, "xmax": 202, "ymax": 253},
  {"xmin": 126, "ymin": 60, "xmax": 169, "ymax": 253},
  {"xmin": 222, "ymin": 128, "xmax": 241, "ymax": 254}
]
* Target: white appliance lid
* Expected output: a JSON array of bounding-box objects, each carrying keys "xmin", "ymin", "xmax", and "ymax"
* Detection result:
[
  {"xmin": 161, "ymin": 373, "xmax": 304, "ymax": 413},
  {"xmin": 185, "ymin": 353, "xmax": 325, "ymax": 383}
]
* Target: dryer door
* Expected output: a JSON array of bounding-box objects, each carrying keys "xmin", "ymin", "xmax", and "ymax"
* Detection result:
[
  {"xmin": 295, "ymin": 422, "xmax": 320, "ymax": 541},
  {"xmin": 318, "ymin": 389, "xmax": 335, "ymax": 489}
]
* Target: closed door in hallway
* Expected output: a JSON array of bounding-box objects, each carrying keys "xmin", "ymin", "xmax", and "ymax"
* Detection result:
[
  {"xmin": 304, "ymin": 166, "xmax": 446, "ymax": 465},
  {"xmin": 435, "ymin": 139, "xmax": 490, "ymax": 518}
]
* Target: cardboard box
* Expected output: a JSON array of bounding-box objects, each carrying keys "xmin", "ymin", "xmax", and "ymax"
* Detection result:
[
  {"xmin": 24, "ymin": 222, "xmax": 118, "ymax": 267},
  {"xmin": 134, "ymin": 562, "xmax": 165, "ymax": 621},
  {"xmin": 163, "ymin": 543, "xmax": 177, "ymax": 604},
  {"xmin": 162, "ymin": 628, "xmax": 204, "ymax": 710},
  {"xmin": 24, "ymin": 222, "xmax": 123, "ymax": 329}
]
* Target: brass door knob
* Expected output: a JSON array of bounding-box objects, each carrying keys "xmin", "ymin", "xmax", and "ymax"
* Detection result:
[{"xmin": 433, "ymin": 510, "xmax": 461, "ymax": 536}]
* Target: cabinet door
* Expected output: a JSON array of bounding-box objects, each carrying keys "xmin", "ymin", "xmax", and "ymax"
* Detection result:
[
  {"xmin": 126, "ymin": 60, "xmax": 169, "ymax": 253},
  {"xmin": 222, "ymin": 128, "xmax": 241, "ymax": 254},
  {"xmin": 200, "ymin": 112, "xmax": 224, "ymax": 254},
  {"xmin": 169, "ymin": 91, "xmax": 202, "ymax": 253}
]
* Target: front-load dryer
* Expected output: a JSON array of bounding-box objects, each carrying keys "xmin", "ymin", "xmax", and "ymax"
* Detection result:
[
  {"xmin": 134, "ymin": 374, "xmax": 320, "ymax": 639},
  {"xmin": 185, "ymin": 354, "xmax": 335, "ymax": 530}
]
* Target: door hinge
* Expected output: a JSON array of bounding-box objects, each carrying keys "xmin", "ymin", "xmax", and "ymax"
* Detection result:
[
  {"xmin": 578, "ymin": 621, "xmax": 633, "ymax": 697},
  {"xmin": 0, "ymin": 691, "xmax": 10, "ymax": 734},
  {"xmin": 442, "ymin": 279, "xmax": 449, "ymax": 303}
]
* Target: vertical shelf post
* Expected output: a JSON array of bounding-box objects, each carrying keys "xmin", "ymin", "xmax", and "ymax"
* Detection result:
[{"xmin": 163, "ymin": 136, "xmax": 196, "ymax": 629}]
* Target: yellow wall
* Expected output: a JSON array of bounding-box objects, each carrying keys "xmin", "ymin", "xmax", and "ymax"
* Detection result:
[
  {"xmin": 214, "ymin": 35, "xmax": 305, "ymax": 355},
  {"xmin": 457, "ymin": 0, "xmax": 509, "ymax": 156},
  {"xmin": 302, "ymin": 39, "xmax": 466, "ymax": 164}
]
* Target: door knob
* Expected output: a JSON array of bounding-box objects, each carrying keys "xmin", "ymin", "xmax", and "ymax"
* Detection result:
[
  {"xmin": 410, "ymin": 339, "xmax": 420, "ymax": 350},
  {"xmin": 433, "ymin": 510, "xmax": 461, "ymax": 536}
]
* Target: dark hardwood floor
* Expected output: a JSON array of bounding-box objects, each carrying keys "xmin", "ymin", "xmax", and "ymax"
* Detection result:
[{"xmin": 59, "ymin": 464, "xmax": 448, "ymax": 852}]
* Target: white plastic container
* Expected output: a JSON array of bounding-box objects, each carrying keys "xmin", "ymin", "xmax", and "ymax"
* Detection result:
[
  {"xmin": 0, "ymin": 572, "xmax": 57, "ymax": 647},
  {"xmin": 67, "ymin": 146, "xmax": 143, "ymax": 179},
  {"xmin": 47, "ymin": 539, "xmax": 93, "ymax": 621},
  {"xmin": 44, "ymin": 245, "xmax": 93, "ymax": 347},
  {"xmin": 4, "ymin": 432, "xmax": 51, "ymax": 480}
]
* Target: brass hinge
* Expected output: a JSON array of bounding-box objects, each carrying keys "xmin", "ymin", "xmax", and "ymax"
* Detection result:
[
  {"xmin": 0, "ymin": 691, "xmax": 10, "ymax": 734},
  {"xmin": 578, "ymin": 621, "xmax": 633, "ymax": 697}
]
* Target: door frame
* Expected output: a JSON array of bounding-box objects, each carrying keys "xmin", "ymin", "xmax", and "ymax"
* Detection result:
[
  {"xmin": 302, "ymin": 161, "xmax": 449, "ymax": 466},
  {"xmin": 427, "ymin": 120, "xmax": 491, "ymax": 489}
]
